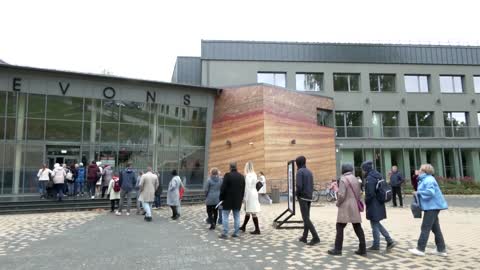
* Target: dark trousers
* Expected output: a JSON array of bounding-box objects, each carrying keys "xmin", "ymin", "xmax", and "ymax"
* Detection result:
[
  {"xmin": 154, "ymin": 195, "xmax": 161, "ymax": 208},
  {"xmin": 335, "ymin": 223, "xmax": 366, "ymax": 251},
  {"xmin": 170, "ymin": 206, "xmax": 179, "ymax": 217},
  {"xmin": 110, "ymin": 199, "xmax": 119, "ymax": 211},
  {"xmin": 417, "ymin": 210, "xmax": 446, "ymax": 252},
  {"xmin": 392, "ymin": 186, "xmax": 403, "ymax": 206},
  {"xmin": 206, "ymin": 205, "xmax": 218, "ymax": 226},
  {"xmin": 54, "ymin": 183, "xmax": 64, "ymax": 201},
  {"xmin": 87, "ymin": 182, "xmax": 96, "ymax": 197},
  {"xmin": 299, "ymin": 199, "xmax": 319, "ymax": 240},
  {"xmin": 101, "ymin": 186, "xmax": 108, "ymax": 198}
]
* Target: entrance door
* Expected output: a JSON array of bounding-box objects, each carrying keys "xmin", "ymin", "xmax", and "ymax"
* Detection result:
[{"xmin": 46, "ymin": 145, "xmax": 81, "ymax": 169}]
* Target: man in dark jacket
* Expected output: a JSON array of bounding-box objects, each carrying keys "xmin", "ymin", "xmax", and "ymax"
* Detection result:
[
  {"xmin": 389, "ymin": 166, "xmax": 404, "ymax": 207},
  {"xmin": 219, "ymin": 162, "xmax": 245, "ymax": 238},
  {"xmin": 362, "ymin": 160, "xmax": 396, "ymax": 251},
  {"xmin": 87, "ymin": 161, "xmax": 100, "ymax": 199},
  {"xmin": 116, "ymin": 163, "xmax": 137, "ymax": 216},
  {"xmin": 296, "ymin": 156, "xmax": 320, "ymax": 246}
]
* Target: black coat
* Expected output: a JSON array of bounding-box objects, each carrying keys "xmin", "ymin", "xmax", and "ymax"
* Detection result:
[
  {"xmin": 365, "ymin": 169, "xmax": 387, "ymax": 222},
  {"xmin": 219, "ymin": 170, "xmax": 245, "ymax": 211}
]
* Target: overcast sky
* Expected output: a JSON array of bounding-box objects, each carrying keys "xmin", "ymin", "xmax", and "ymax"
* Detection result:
[{"xmin": 1, "ymin": 0, "xmax": 479, "ymax": 82}]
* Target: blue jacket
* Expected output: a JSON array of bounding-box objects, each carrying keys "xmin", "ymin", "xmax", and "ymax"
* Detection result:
[
  {"xmin": 119, "ymin": 168, "xmax": 137, "ymax": 192},
  {"xmin": 389, "ymin": 171, "xmax": 404, "ymax": 187},
  {"xmin": 417, "ymin": 173, "xmax": 448, "ymax": 211},
  {"xmin": 77, "ymin": 167, "xmax": 85, "ymax": 182},
  {"xmin": 362, "ymin": 161, "xmax": 387, "ymax": 222}
]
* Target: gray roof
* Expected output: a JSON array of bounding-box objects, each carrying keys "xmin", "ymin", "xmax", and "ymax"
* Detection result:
[
  {"xmin": 171, "ymin": 57, "xmax": 201, "ymax": 85},
  {"xmin": 0, "ymin": 59, "xmax": 7, "ymax": 65},
  {"xmin": 201, "ymin": 40, "xmax": 480, "ymax": 65}
]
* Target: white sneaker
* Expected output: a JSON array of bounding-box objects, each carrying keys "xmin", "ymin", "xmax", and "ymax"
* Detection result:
[
  {"xmin": 126, "ymin": 212, "xmax": 130, "ymax": 216},
  {"xmin": 91, "ymin": 196, "xmax": 95, "ymax": 199},
  {"xmin": 408, "ymin": 248, "xmax": 425, "ymax": 256},
  {"xmin": 430, "ymin": 249, "xmax": 448, "ymax": 257},
  {"xmin": 115, "ymin": 211, "xmax": 122, "ymax": 216}
]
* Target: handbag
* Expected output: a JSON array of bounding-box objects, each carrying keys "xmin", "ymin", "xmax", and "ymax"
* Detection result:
[
  {"xmin": 346, "ymin": 178, "xmax": 364, "ymax": 212},
  {"xmin": 411, "ymin": 193, "xmax": 422, "ymax": 219},
  {"xmin": 256, "ymin": 181, "xmax": 263, "ymax": 192}
]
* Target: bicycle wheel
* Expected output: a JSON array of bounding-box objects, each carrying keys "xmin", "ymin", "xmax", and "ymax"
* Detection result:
[
  {"xmin": 311, "ymin": 190, "xmax": 320, "ymax": 202},
  {"xmin": 326, "ymin": 192, "xmax": 335, "ymax": 202}
]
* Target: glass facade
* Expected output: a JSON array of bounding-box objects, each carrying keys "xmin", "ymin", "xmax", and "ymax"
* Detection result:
[
  {"xmin": 0, "ymin": 91, "xmax": 208, "ymax": 194},
  {"xmin": 440, "ymin": 75, "xmax": 463, "ymax": 93},
  {"xmin": 444, "ymin": 112, "xmax": 468, "ymax": 137},
  {"xmin": 333, "ymin": 73, "xmax": 360, "ymax": 92},
  {"xmin": 369, "ymin": 74, "xmax": 396, "ymax": 92},
  {"xmin": 408, "ymin": 112, "xmax": 434, "ymax": 137},
  {"xmin": 335, "ymin": 111, "xmax": 363, "ymax": 137},
  {"xmin": 296, "ymin": 73, "xmax": 323, "ymax": 91},
  {"xmin": 405, "ymin": 75, "xmax": 429, "ymax": 93},
  {"xmin": 257, "ymin": 72, "xmax": 286, "ymax": 88}
]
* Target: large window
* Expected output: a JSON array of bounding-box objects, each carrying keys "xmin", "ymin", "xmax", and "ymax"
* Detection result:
[
  {"xmin": 257, "ymin": 72, "xmax": 286, "ymax": 88},
  {"xmin": 317, "ymin": 109, "xmax": 334, "ymax": 127},
  {"xmin": 333, "ymin": 73, "xmax": 360, "ymax": 92},
  {"xmin": 408, "ymin": 112, "xmax": 434, "ymax": 137},
  {"xmin": 335, "ymin": 111, "xmax": 363, "ymax": 137},
  {"xmin": 296, "ymin": 73, "xmax": 323, "ymax": 91},
  {"xmin": 474, "ymin": 76, "xmax": 480, "ymax": 93},
  {"xmin": 440, "ymin": 75, "xmax": 464, "ymax": 93},
  {"xmin": 372, "ymin": 111, "xmax": 399, "ymax": 137},
  {"xmin": 370, "ymin": 74, "xmax": 396, "ymax": 92},
  {"xmin": 444, "ymin": 112, "xmax": 468, "ymax": 137},
  {"xmin": 405, "ymin": 75, "xmax": 429, "ymax": 93}
]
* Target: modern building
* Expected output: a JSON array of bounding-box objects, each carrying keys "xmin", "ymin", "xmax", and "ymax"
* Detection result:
[
  {"xmin": 0, "ymin": 62, "xmax": 336, "ymax": 196},
  {"xmin": 172, "ymin": 40, "xmax": 480, "ymax": 182}
]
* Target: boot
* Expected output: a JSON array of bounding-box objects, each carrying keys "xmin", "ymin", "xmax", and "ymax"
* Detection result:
[
  {"xmin": 239, "ymin": 214, "xmax": 250, "ymax": 232},
  {"xmin": 250, "ymin": 216, "xmax": 261, "ymax": 234}
]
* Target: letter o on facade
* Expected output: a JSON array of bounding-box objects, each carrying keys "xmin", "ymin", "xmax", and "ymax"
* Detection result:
[{"xmin": 103, "ymin": 87, "xmax": 116, "ymax": 99}]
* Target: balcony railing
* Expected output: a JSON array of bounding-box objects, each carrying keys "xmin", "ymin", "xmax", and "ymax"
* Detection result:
[{"xmin": 335, "ymin": 126, "xmax": 480, "ymax": 139}]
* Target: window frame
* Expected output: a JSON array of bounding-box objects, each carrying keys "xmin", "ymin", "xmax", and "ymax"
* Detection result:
[
  {"xmin": 317, "ymin": 109, "xmax": 334, "ymax": 128},
  {"xmin": 333, "ymin": 73, "xmax": 360, "ymax": 92},
  {"xmin": 257, "ymin": 72, "xmax": 287, "ymax": 88},
  {"xmin": 295, "ymin": 72, "xmax": 324, "ymax": 91},
  {"xmin": 404, "ymin": 74, "xmax": 430, "ymax": 93},
  {"xmin": 369, "ymin": 73, "xmax": 396, "ymax": 92},
  {"xmin": 335, "ymin": 111, "xmax": 363, "ymax": 137},
  {"xmin": 474, "ymin": 75, "xmax": 480, "ymax": 93},
  {"xmin": 439, "ymin": 75, "xmax": 464, "ymax": 93}
]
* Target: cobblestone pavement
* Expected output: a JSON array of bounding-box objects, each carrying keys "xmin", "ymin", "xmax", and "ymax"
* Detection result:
[{"xmin": 1, "ymin": 196, "xmax": 479, "ymax": 270}]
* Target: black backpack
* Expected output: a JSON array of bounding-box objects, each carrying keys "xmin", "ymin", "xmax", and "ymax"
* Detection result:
[{"xmin": 375, "ymin": 178, "xmax": 392, "ymax": 203}]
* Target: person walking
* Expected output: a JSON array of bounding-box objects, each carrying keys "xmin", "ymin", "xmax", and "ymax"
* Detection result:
[
  {"xmin": 219, "ymin": 162, "xmax": 245, "ymax": 239},
  {"xmin": 390, "ymin": 166, "xmax": 404, "ymax": 207},
  {"xmin": 87, "ymin": 161, "xmax": 100, "ymax": 199},
  {"xmin": 95, "ymin": 162, "xmax": 103, "ymax": 198},
  {"xmin": 138, "ymin": 167, "xmax": 159, "ymax": 222},
  {"xmin": 102, "ymin": 165, "xmax": 113, "ymax": 198},
  {"xmin": 362, "ymin": 160, "xmax": 396, "ymax": 251},
  {"xmin": 258, "ymin": 172, "xmax": 272, "ymax": 204},
  {"xmin": 51, "ymin": 163, "xmax": 66, "ymax": 202},
  {"xmin": 205, "ymin": 168, "xmax": 222, "ymax": 230},
  {"xmin": 167, "ymin": 170, "xmax": 183, "ymax": 220},
  {"xmin": 239, "ymin": 161, "xmax": 261, "ymax": 235},
  {"xmin": 408, "ymin": 164, "xmax": 448, "ymax": 257},
  {"xmin": 328, "ymin": 163, "xmax": 367, "ymax": 256},
  {"xmin": 107, "ymin": 174, "xmax": 121, "ymax": 213},
  {"xmin": 411, "ymin": 170, "xmax": 420, "ymax": 191},
  {"xmin": 76, "ymin": 163, "xmax": 86, "ymax": 196},
  {"xmin": 154, "ymin": 180, "xmax": 163, "ymax": 209},
  {"xmin": 296, "ymin": 156, "xmax": 320, "ymax": 246},
  {"xmin": 135, "ymin": 171, "xmax": 144, "ymax": 214},
  {"xmin": 37, "ymin": 164, "xmax": 52, "ymax": 199},
  {"xmin": 116, "ymin": 163, "xmax": 137, "ymax": 216}
]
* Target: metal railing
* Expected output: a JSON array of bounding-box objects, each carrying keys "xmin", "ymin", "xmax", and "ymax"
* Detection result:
[{"xmin": 335, "ymin": 126, "xmax": 480, "ymax": 139}]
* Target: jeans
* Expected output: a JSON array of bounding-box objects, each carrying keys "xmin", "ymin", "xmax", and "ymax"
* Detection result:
[
  {"xmin": 118, "ymin": 190, "xmax": 132, "ymax": 213},
  {"xmin": 206, "ymin": 205, "xmax": 218, "ymax": 226},
  {"xmin": 222, "ymin": 209, "xmax": 240, "ymax": 236},
  {"xmin": 154, "ymin": 195, "xmax": 161, "ymax": 208},
  {"xmin": 299, "ymin": 199, "xmax": 319, "ymax": 240},
  {"xmin": 110, "ymin": 199, "xmax": 119, "ymax": 212},
  {"xmin": 392, "ymin": 186, "xmax": 403, "ymax": 206},
  {"xmin": 75, "ymin": 181, "xmax": 84, "ymax": 195},
  {"xmin": 417, "ymin": 210, "xmax": 446, "ymax": 252},
  {"xmin": 67, "ymin": 182, "xmax": 75, "ymax": 195},
  {"xmin": 38, "ymin": 181, "xmax": 47, "ymax": 196},
  {"xmin": 143, "ymin": 202, "xmax": 152, "ymax": 217},
  {"xmin": 217, "ymin": 209, "xmax": 223, "ymax": 224},
  {"xmin": 54, "ymin": 183, "xmax": 64, "ymax": 201},
  {"xmin": 136, "ymin": 190, "xmax": 142, "ymax": 212},
  {"xmin": 87, "ymin": 182, "xmax": 96, "ymax": 197},
  {"xmin": 335, "ymin": 223, "xmax": 366, "ymax": 251},
  {"xmin": 370, "ymin": 220, "xmax": 393, "ymax": 248}
]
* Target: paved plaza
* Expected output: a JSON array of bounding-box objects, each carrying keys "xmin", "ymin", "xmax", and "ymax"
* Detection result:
[{"xmin": 1, "ymin": 196, "xmax": 480, "ymax": 270}]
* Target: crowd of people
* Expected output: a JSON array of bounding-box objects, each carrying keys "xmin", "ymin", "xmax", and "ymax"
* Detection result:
[{"xmin": 37, "ymin": 155, "xmax": 448, "ymax": 257}]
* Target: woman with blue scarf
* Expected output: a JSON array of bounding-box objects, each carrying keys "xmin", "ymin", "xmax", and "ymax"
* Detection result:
[{"xmin": 409, "ymin": 164, "xmax": 448, "ymax": 257}]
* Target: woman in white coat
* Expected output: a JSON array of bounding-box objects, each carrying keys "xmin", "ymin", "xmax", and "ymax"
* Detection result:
[{"xmin": 239, "ymin": 161, "xmax": 261, "ymax": 234}]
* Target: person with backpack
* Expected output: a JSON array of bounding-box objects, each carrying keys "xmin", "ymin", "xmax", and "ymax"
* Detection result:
[
  {"xmin": 328, "ymin": 163, "xmax": 367, "ymax": 256},
  {"xmin": 409, "ymin": 164, "xmax": 448, "ymax": 257},
  {"xmin": 389, "ymin": 166, "xmax": 404, "ymax": 207},
  {"xmin": 37, "ymin": 164, "xmax": 53, "ymax": 199},
  {"xmin": 362, "ymin": 160, "xmax": 396, "ymax": 251},
  {"xmin": 107, "ymin": 173, "xmax": 121, "ymax": 212},
  {"xmin": 75, "ymin": 163, "xmax": 86, "ymax": 196},
  {"xmin": 116, "ymin": 163, "xmax": 137, "ymax": 216}
]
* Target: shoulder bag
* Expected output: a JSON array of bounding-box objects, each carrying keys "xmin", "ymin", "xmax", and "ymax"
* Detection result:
[{"xmin": 346, "ymin": 179, "xmax": 364, "ymax": 212}]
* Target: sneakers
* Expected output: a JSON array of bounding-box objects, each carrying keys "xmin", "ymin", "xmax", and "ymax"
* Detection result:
[
  {"xmin": 298, "ymin": 237, "xmax": 307, "ymax": 244},
  {"xmin": 91, "ymin": 196, "xmax": 95, "ymax": 199},
  {"xmin": 327, "ymin": 249, "xmax": 342, "ymax": 256},
  {"xmin": 386, "ymin": 241, "xmax": 396, "ymax": 251},
  {"xmin": 429, "ymin": 249, "xmax": 448, "ymax": 257},
  {"xmin": 126, "ymin": 212, "xmax": 130, "ymax": 216},
  {"xmin": 115, "ymin": 211, "xmax": 122, "ymax": 216},
  {"xmin": 367, "ymin": 246, "xmax": 380, "ymax": 251},
  {"xmin": 408, "ymin": 248, "xmax": 425, "ymax": 256},
  {"xmin": 219, "ymin": 234, "xmax": 228, "ymax": 239}
]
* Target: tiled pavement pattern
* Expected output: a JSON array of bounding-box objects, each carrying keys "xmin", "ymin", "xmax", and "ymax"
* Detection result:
[
  {"xmin": 0, "ymin": 197, "xmax": 479, "ymax": 269},
  {"xmin": 0, "ymin": 211, "xmax": 100, "ymax": 256}
]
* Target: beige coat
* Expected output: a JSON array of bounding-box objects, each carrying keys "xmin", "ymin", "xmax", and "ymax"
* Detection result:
[
  {"xmin": 138, "ymin": 172, "xmax": 159, "ymax": 203},
  {"xmin": 106, "ymin": 179, "xmax": 121, "ymax": 200},
  {"xmin": 336, "ymin": 172, "xmax": 362, "ymax": 224}
]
